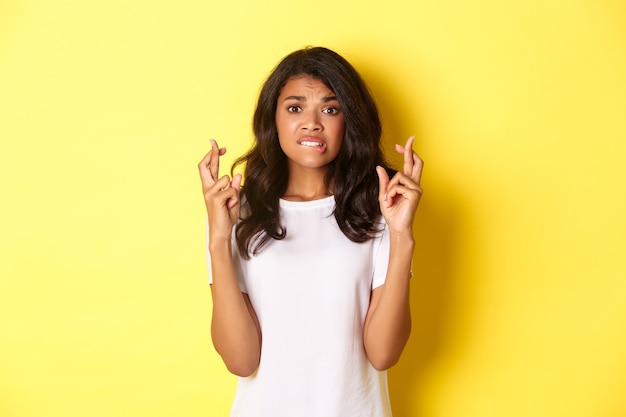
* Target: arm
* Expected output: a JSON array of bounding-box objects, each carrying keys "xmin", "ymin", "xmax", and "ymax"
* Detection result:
[
  {"xmin": 198, "ymin": 140, "xmax": 261, "ymax": 377},
  {"xmin": 209, "ymin": 240, "xmax": 262, "ymax": 377},
  {"xmin": 363, "ymin": 136, "xmax": 424, "ymax": 371}
]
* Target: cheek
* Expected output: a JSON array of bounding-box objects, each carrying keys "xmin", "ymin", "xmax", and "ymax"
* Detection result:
[
  {"xmin": 276, "ymin": 115, "xmax": 296, "ymax": 138},
  {"xmin": 276, "ymin": 122, "xmax": 293, "ymax": 153},
  {"xmin": 329, "ymin": 120, "xmax": 345, "ymax": 154},
  {"xmin": 333, "ymin": 118, "xmax": 346, "ymax": 139}
]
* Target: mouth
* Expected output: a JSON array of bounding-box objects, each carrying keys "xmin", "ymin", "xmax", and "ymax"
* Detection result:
[{"xmin": 298, "ymin": 138, "xmax": 326, "ymax": 152}]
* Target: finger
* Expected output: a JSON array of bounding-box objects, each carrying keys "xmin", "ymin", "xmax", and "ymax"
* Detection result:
[
  {"xmin": 198, "ymin": 152, "xmax": 216, "ymax": 188},
  {"xmin": 231, "ymin": 173, "xmax": 242, "ymax": 191},
  {"xmin": 209, "ymin": 140, "xmax": 222, "ymax": 180},
  {"xmin": 384, "ymin": 182, "xmax": 422, "ymax": 207},
  {"xmin": 216, "ymin": 184, "xmax": 240, "ymax": 210},
  {"xmin": 205, "ymin": 175, "xmax": 231, "ymax": 196},
  {"xmin": 376, "ymin": 165, "xmax": 390, "ymax": 207},
  {"xmin": 394, "ymin": 138, "xmax": 409, "ymax": 155},
  {"xmin": 411, "ymin": 153, "xmax": 424, "ymax": 185},
  {"xmin": 198, "ymin": 140, "xmax": 227, "ymax": 185},
  {"xmin": 403, "ymin": 136, "xmax": 415, "ymax": 176},
  {"xmin": 382, "ymin": 170, "xmax": 424, "ymax": 211},
  {"xmin": 205, "ymin": 176, "xmax": 239, "ymax": 212},
  {"xmin": 207, "ymin": 140, "xmax": 227, "ymax": 179},
  {"xmin": 226, "ymin": 174, "xmax": 242, "ymax": 209},
  {"xmin": 386, "ymin": 171, "xmax": 423, "ymax": 195}
]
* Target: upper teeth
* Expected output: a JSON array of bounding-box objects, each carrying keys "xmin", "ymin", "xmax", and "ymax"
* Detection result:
[{"xmin": 301, "ymin": 141, "xmax": 323, "ymax": 147}]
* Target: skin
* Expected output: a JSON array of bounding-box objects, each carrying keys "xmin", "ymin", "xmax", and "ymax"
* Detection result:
[
  {"xmin": 276, "ymin": 77, "xmax": 345, "ymax": 200},
  {"xmin": 198, "ymin": 75, "xmax": 424, "ymax": 375}
]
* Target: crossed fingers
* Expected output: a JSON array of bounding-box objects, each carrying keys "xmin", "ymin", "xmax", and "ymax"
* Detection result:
[
  {"xmin": 394, "ymin": 136, "xmax": 424, "ymax": 190},
  {"xmin": 198, "ymin": 140, "xmax": 227, "ymax": 191}
]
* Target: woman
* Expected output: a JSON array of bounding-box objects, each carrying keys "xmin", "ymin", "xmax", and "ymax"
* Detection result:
[{"xmin": 199, "ymin": 46, "xmax": 423, "ymax": 416}]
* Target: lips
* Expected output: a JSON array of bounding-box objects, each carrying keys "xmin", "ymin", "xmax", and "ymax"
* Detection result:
[{"xmin": 298, "ymin": 137, "xmax": 326, "ymax": 152}]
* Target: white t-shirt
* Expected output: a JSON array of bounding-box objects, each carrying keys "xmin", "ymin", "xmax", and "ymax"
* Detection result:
[{"xmin": 207, "ymin": 196, "xmax": 392, "ymax": 417}]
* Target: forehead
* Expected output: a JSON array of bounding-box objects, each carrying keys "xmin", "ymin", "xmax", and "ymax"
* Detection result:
[{"xmin": 279, "ymin": 76, "xmax": 335, "ymax": 97}]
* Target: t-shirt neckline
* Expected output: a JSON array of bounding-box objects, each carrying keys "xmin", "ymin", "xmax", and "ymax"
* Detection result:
[{"xmin": 279, "ymin": 195, "xmax": 335, "ymax": 209}]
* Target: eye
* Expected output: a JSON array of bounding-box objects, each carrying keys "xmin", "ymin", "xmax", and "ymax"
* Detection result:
[
  {"xmin": 287, "ymin": 105, "xmax": 302, "ymax": 113},
  {"xmin": 322, "ymin": 106, "xmax": 340, "ymax": 115}
]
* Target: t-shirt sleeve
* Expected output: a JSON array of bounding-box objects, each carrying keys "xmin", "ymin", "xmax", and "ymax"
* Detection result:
[
  {"xmin": 371, "ymin": 219, "xmax": 391, "ymax": 290},
  {"xmin": 205, "ymin": 218, "xmax": 248, "ymax": 293}
]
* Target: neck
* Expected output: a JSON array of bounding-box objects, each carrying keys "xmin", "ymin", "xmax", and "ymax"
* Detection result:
[
  {"xmin": 282, "ymin": 167, "xmax": 333, "ymax": 202},
  {"xmin": 282, "ymin": 189, "xmax": 333, "ymax": 202}
]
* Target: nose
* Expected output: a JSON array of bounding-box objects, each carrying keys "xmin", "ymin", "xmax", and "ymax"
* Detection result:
[{"xmin": 301, "ymin": 110, "xmax": 322, "ymax": 131}]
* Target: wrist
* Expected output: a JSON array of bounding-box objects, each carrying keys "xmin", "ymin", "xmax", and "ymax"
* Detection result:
[
  {"xmin": 388, "ymin": 231, "xmax": 415, "ymax": 247},
  {"xmin": 209, "ymin": 237, "xmax": 232, "ymax": 255},
  {"xmin": 388, "ymin": 233, "xmax": 415, "ymax": 263}
]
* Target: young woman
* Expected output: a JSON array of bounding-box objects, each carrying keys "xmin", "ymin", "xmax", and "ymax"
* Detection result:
[{"xmin": 199, "ymin": 46, "xmax": 423, "ymax": 417}]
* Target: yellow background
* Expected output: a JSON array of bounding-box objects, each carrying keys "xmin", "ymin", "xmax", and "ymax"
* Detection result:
[{"xmin": 1, "ymin": 0, "xmax": 625, "ymax": 416}]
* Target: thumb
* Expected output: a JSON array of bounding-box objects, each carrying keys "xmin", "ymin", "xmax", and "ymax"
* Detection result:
[
  {"xmin": 226, "ymin": 174, "xmax": 242, "ymax": 209},
  {"xmin": 376, "ymin": 166, "xmax": 389, "ymax": 204},
  {"xmin": 231, "ymin": 173, "xmax": 242, "ymax": 191}
]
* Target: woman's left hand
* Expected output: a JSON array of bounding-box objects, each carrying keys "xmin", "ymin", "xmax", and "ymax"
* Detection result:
[{"xmin": 376, "ymin": 136, "xmax": 424, "ymax": 235}]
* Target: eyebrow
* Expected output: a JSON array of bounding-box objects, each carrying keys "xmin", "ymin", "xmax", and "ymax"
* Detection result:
[{"xmin": 282, "ymin": 95, "xmax": 338, "ymax": 102}]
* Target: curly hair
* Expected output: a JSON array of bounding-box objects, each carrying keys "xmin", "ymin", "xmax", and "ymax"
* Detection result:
[{"xmin": 232, "ymin": 46, "xmax": 393, "ymax": 258}]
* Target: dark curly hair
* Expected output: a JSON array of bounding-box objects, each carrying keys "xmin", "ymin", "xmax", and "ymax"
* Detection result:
[{"xmin": 232, "ymin": 46, "xmax": 393, "ymax": 258}]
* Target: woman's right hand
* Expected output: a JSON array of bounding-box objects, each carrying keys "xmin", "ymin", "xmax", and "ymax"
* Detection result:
[
  {"xmin": 199, "ymin": 141, "xmax": 261, "ymax": 377},
  {"xmin": 198, "ymin": 139, "xmax": 242, "ymax": 244}
]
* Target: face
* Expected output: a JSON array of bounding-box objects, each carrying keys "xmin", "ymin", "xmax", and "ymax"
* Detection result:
[{"xmin": 275, "ymin": 76, "xmax": 345, "ymax": 174}]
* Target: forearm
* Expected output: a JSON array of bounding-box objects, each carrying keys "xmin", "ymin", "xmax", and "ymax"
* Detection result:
[
  {"xmin": 209, "ymin": 240, "xmax": 261, "ymax": 376},
  {"xmin": 363, "ymin": 234, "xmax": 414, "ymax": 370}
]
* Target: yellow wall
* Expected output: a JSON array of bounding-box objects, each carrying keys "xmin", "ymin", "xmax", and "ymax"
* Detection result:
[{"xmin": 1, "ymin": 1, "xmax": 625, "ymax": 416}]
